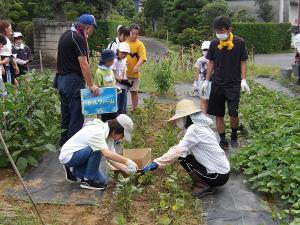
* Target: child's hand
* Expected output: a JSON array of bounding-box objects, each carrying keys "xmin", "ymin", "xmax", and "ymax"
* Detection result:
[
  {"xmin": 132, "ymin": 66, "xmax": 140, "ymax": 73},
  {"xmin": 1, "ymin": 58, "xmax": 9, "ymax": 65}
]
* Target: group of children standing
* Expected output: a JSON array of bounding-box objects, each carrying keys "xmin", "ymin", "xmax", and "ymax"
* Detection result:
[{"xmin": 94, "ymin": 24, "xmax": 145, "ymax": 121}]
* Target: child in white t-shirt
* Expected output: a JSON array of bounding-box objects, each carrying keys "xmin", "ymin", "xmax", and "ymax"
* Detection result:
[
  {"xmin": 112, "ymin": 42, "xmax": 133, "ymax": 114},
  {"xmin": 193, "ymin": 41, "xmax": 211, "ymax": 114}
]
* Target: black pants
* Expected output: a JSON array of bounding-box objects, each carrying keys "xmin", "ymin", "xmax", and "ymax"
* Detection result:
[
  {"xmin": 57, "ymin": 74, "xmax": 85, "ymax": 146},
  {"xmin": 180, "ymin": 155, "xmax": 230, "ymax": 187}
]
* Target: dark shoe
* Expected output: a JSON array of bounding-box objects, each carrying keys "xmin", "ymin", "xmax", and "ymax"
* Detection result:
[
  {"xmin": 192, "ymin": 184, "xmax": 215, "ymax": 198},
  {"xmin": 231, "ymin": 139, "xmax": 239, "ymax": 148},
  {"xmin": 64, "ymin": 166, "xmax": 78, "ymax": 183},
  {"xmin": 219, "ymin": 139, "xmax": 229, "ymax": 150},
  {"xmin": 80, "ymin": 179, "xmax": 107, "ymax": 190}
]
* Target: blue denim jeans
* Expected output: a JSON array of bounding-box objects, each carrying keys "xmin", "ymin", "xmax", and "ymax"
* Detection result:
[
  {"xmin": 117, "ymin": 89, "xmax": 127, "ymax": 114},
  {"xmin": 57, "ymin": 75, "xmax": 85, "ymax": 146},
  {"xmin": 64, "ymin": 146, "xmax": 107, "ymax": 183}
]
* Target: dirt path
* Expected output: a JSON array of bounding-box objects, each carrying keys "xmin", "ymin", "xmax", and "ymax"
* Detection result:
[{"xmin": 139, "ymin": 36, "xmax": 168, "ymax": 59}]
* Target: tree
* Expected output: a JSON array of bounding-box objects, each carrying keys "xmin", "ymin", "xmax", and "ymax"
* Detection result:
[
  {"xmin": 144, "ymin": 0, "xmax": 164, "ymax": 32},
  {"xmin": 199, "ymin": 0, "xmax": 230, "ymax": 36},
  {"xmin": 232, "ymin": 8, "xmax": 256, "ymax": 23},
  {"xmin": 115, "ymin": 0, "xmax": 136, "ymax": 20},
  {"xmin": 169, "ymin": 0, "xmax": 209, "ymax": 33},
  {"xmin": 254, "ymin": 0, "xmax": 274, "ymax": 22}
]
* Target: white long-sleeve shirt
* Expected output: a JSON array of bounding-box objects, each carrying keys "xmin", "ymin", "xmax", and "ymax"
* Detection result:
[{"xmin": 154, "ymin": 124, "xmax": 230, "ymax": 174}]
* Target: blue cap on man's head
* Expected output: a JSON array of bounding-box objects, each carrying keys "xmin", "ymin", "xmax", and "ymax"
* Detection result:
[{"xmin": 78, "ymin": 14, "xmax": 97, "ymax": 28}]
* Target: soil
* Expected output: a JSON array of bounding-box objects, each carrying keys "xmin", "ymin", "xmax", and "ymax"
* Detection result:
[{"xmin": 0, "ymin": 103, "xmax": 202, "ymax": 225}]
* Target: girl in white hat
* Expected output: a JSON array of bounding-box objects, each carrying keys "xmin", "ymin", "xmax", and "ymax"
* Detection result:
[
  {"xmin": 142, "ymin": 99, "xmax": 230, "ymax": 198},
  {"xmin": 112, "ymin": 42, "xmax": 133, "ymax": 114},
  {"xmin": 59, "ymin": 114, "xmax": 137, "ymax": 190},
  {"xmin": 193, "ymin": 41, "xmax": 211, "ymax": 113}
]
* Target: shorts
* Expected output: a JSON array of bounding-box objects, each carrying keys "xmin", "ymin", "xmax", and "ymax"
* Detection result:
[
  {"xmin": 207, "ymin": 84, "xmax": 240, "ymax": 117},
  {"xmin": 128, "ymin": 77, "xmax": 140, "ymax": 92},
  {"xmin": 198, "ymin": 80, "xmax": 211, "ymax": 100}
]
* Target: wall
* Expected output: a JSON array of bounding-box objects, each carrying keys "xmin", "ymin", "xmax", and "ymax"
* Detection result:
[{"xmin": 33, "ymin": 18, "xmax": 72, "ymax": 62}]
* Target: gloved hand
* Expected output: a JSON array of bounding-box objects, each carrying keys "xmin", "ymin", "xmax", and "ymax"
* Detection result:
[
  {"xmin": 126, "ymin": 159, "xmax": 138, "ymax": 174},
  {"xmin": 241, "ymin": 79, "xmax": 251, "ymax": 94},
  {"xmin": 193, "ymin": 81, "xmax": 199, "ymax": 92},
  {"xmin": 141, "ymin": 162, "xmax": 158, "ymax": 175},
  {"xmin": 200, "ymin": 80, "xmax": 209, "ymax": 95},
  {"xmin": 120, "ymin": 79, "xmax": 134, "ymax": 88}
]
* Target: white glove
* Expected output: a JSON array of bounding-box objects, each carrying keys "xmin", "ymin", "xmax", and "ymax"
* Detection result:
[
  {"xmin": 200, "ymin": 80, "xmax": 209, "ymax": 95},
  {"xmin": 193, "ymin": 81, "xmax": 199, "ymax": 92},
  {"xmin": 126, "ymin": 159, "xmax": 138, "ymax": 174},
  {"xmin": 241, "ymin": 79, "xmax": 251, "ymax": 94}
]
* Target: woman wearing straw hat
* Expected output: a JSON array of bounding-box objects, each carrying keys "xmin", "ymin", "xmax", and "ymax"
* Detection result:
[{"xmin": 142, "ymin": 99, "xmax": 230, "ymax": 198}]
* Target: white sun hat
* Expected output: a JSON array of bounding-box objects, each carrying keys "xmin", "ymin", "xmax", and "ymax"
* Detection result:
[
  {"xmin": 168, "ymin": 99, "xmax": 201, "ymax": 122},
  {"xmin": 13, "ymin": 32, "xmax": 23, "ymax": 38},
  {"xmin": 201, "ymin": 41, "xmax": 211, "ymax": 50},
  {"xmin": 116, "ymin": 114, "xmax": 133, "ymax": 142},
  {"xmin": 117, "ymin": 42, "xmax": 130, "ymax": 53}
]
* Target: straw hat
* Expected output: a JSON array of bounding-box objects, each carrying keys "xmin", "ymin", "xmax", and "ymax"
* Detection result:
[{"xmin": 168, "ymin": 99, "xmax": 201, "ymax": 122}]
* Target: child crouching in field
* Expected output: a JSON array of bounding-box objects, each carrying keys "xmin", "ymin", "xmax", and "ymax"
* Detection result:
[
  {"xmin": 193, "ymin": 41, "xmax": 211, "ymax": 114},
  {"xmin": 94, "ymin": 49, "xmax": 120, "ymax": 122},
  {"xmin": 112, "ymin": 42, "xmax": 133, "ymax": 114}
]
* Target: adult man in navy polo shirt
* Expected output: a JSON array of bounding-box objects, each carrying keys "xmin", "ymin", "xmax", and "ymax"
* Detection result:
[{"xmin": 56, "ymin": 14, "xmax": 99, "ymax": 147}]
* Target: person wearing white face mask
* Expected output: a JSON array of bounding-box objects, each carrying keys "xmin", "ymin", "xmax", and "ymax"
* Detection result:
[
  {"xmin": 200, "ymin": 16, "xmax": 250, "ymax": 150},
  {"xmin": 193, "ymin": 40, "xmax": 211, "ymax": 114},
  {"xmin": 142, "ymin": 99, "xmax": 230, "ymax": 198}
]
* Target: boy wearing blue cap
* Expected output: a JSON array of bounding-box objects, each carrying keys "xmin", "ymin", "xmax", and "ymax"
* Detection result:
[{"xmin": 94, "ymin": 49, "xmax": 119, "ymax": 121}]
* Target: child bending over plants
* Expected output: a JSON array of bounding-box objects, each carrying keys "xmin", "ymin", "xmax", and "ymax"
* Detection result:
[
  {"xmin": 142, "ymin": 99, "xmax": 230, "ymax": 198},
  {"xmin": 59, "ymin": 114, "xmax": 138, "ymax": 190}
]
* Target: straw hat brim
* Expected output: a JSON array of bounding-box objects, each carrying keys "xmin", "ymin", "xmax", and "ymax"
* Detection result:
[{"xmin": 168, "ymin": 109, "xmax": 201, "ymax": 122}]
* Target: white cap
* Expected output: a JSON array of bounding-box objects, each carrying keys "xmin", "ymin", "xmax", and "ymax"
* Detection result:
[
  {"xmin": 116, "ymin": 114, "xmax": 133, "ymax": 142},
  {"xmin": 201, "ymin": 41, "xmax": 211, "ymax": 50},
  {"xmin": 117, "ymin": 42, "xmax": 130, "ymax": 53},
  {"xmin": 13, "ymin": 32, "xmax": 23, "ymax": 38},
  {"xmin": 117, "ymin": 25, "xmax": 122, "ymax": 33}
]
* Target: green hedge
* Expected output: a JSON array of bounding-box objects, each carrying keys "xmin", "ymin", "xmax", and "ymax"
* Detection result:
[{"xmin": 232, "ymin": 22, "xmax": 291, "ymax": 54}]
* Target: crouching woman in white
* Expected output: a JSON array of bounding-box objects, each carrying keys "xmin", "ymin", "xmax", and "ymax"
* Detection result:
[
  {"xmin": 142, "ymin": 99, "xmax": 230, "ymax": 198},
  {"xmin": 59, "ymin": 114, "xmax": 138, "ymax": 190}
]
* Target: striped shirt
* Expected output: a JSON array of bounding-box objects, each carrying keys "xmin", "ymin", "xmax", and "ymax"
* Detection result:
[{"xmin": 154, "ymin": 124, "xmax": 230, "ymax": 174}]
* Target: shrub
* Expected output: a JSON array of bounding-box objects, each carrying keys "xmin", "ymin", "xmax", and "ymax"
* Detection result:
[
  {"xmin": 153, "ymin": 57, "xmax": 173, "ymax": 95},
  {"xmin": 233, "ymin": 22, "xmax": 291, "ymax": 54},
  {"xmin": 0, "ymin": 71, "xmax": 62, "ymax": 174},
  {"xmin": 174, "ymin": 28, "xmax": 203, "ymax": 47}
]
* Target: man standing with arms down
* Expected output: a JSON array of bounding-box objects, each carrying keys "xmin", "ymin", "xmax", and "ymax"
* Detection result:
[
  {"xmin": 201, "ymin": 16, "xmax": 251, "ymax": 149},
  {"xmin": 56, "ymin": 14, "xmax": 99, "ymax": 147}
]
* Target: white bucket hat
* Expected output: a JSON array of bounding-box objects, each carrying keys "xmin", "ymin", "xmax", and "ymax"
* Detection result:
[
  {"xmin": 201, "ymin": 41, "xmax": 211, "ymax": 50},
  {"xmin": 116, "ymin": 114, "xmax": 133, "ymax": 142},
  {"xmin": 168, "ymin": 99, "xmax": 201, "ymax": 122},
  {"xmin": 117, "ymin": 42, "xmax": 130, "ymax": 53}
]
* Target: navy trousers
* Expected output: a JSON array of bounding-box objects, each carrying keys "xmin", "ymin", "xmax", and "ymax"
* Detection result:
[{"xmin": 57, "ymin": 74, "xmax": 85, "ymax": 146}]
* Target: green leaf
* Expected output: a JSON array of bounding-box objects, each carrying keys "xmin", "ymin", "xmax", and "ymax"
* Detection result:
[
  {"xmin": 45, "ymin": 144, "xmax": 57, "ymax": 152},
  {"xmin": 27, "ymin": 155, "xmax": 38, "ymax": 167},
  {"xmin": 16, "ymin": 157, "xmax": 28, "ymax": 174},
  {"xmin": 159, "ymin": 215, "xmax": 172, "ymax": 225}
]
